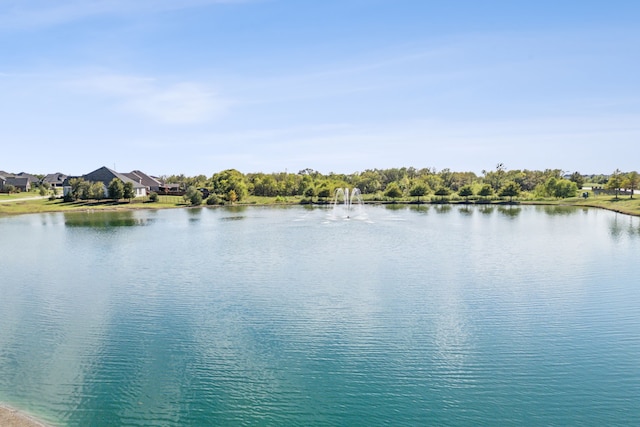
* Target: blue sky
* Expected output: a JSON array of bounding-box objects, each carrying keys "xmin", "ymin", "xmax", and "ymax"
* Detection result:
[{"xmin": 1, "ymin": 0, "xmax": 639, "ymax": 176}]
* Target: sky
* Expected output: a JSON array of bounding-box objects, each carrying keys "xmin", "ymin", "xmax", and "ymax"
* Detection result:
[{"xmin": 1, "ymin": 0, "xmax": 639, "ymax": 177}]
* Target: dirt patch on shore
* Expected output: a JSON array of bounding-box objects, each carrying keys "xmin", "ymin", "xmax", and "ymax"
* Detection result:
[{"xmin": 0, "ymin": 405, "xmax": 50, "ymax": 427}]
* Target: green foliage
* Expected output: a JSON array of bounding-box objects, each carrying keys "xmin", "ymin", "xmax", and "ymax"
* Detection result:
[
  {"xmin": 409, "ymin": 183, "xmax": 428, "ymax": 201},
  {"xmin": 149, "ymin": 192, "xmax": 159, "ymax": 202},
  {"xmin": 123, "ymin": 182, "xmax": 135, "ymax": 201},
  {"xmin": 184, "ymin": 186, "xmax": 203, "ymax": 205},
  {"xmin": 317, "ymin": 187, "xmax": 331, "ymax": 200},
  {"xmin": 623, "ymin": 171, "xmax": 639, "ymax": 199},
  {"xmin": 458, "ymin": 185, "xmax": 474, "ymax": 200},
  {"xmin": 535, "ymin": 177, "xmax": 578, "ymax": 198},
  {"xmin": 206, "ymin": 194, "xmax": 223, "ymax": 205},
  {"xmin": 498, "ymin": 181, "xmax": 521, "ymax": 201},
  {"xmin": 384, "ymin": 182, "xmax": 403, "ymax": 199},
  {"xmin": 227, "ymin": 189, "xmax": 237, "ymax": 204},
  {"xmin": 88, "ymin": 182, "xmax": 106, "ymax": 200},
  {"xmin": 606, "ymin": 169, "xmax": 623, "ymax": 199},
  {"xmin": 569, "ymin": 172, "xmax": 585, "ymax": 189},
  {"xmin": 108, "ymin": 178, "xmax": 124, "ymax": 200},
  {"xmin": 478, "ymin": 184, "xmax": 494, "ymax": 198},
  {"xmin": 211, "ymin": 169, "xmax": 248, "ymax": 201},
  {"xmin": 303, "ymin": 186, "xmax": 316, "ymax": 200},
  {"xmin": 69, "ymin": 178, "xmax": 90, "ymax": 200},
  {"xmin": 434, "ymin": 187, "xmax": 450, "ymax": 196}
]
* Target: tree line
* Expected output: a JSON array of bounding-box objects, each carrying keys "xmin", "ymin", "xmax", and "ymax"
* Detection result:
[
  {"xmin": 162, "ymin": 166, "xmax": 640, "ymax": 205},
  {"xmin": 57, "ymin": 166, "xmax": 640, "ymax": 205}
]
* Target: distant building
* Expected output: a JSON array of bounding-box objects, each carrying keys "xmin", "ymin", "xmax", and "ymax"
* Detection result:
[
  {"xmin": 63, "ymin": 166, "xmax": 147, "ymax": 198},
  {"xmin": 122, "ymin": 170, "xmax": 162, "ymax": 193},
  {"xmin": 43, "ymin": 172, "xmax": 68, "ymax": 188}
]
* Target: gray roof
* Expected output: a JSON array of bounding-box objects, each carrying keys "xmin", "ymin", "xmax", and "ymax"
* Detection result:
[
  {"xmin": 6, "ymin": 177, "xmax": 30, "ymax": 187},
  {"xmin": 43, "ymin": 172, "xmax": 68, "ymax": 185},
  {"xmin": 123, "ymin": 170, "xmax": 161, "ymax": 188},
  {"xmin": 83, "ymin": 166, "xmax": 146, "ymax": 189}
]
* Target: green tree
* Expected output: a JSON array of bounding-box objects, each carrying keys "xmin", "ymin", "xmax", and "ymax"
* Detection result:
[
  {"xmin": 409, "ymin": 183, "xmax": 428, "ymax": 202},
  {"xmin": 553, "ymin": 180, "xmax": 578, "ymax": 198},
  {"xmin": 569, "ymin": 172, "xmax": 585, "ymax": 189},
  {"xmin": 211, "ymin": 169, "xmax": 248, "ymax": 201},
  {"xmin": 227, "ymin": 189, "xmax": 237, "ymax": 204},
  {"xmin": 123, "ymin": 182, "xmax": 135, "ymax": 201},
  {"xmin": 384, "ymin": 182, "xmax": 403, "ymax": 200},
  {"xmin": 458, "ymin": 185, "xmax": 474, "ymax": 202},
  {"xmin": 606, "ymin": 169, "xmax": 623, "ymax": 199},
  {"xmin": 498, "ymin": 181, "xmax": 521, "ymax": 202},
  {"xmin": 108, "ymin": 178, "xmax": 124, "ymax": 200},
  {"xmin": 148, "ymin": 192, "xmax": 159, "ymax": 202},
  {"xmin": 317, "ymin": 186, "xmax": 331, "ymax": 201},
  {"xmin": 69, "ymin": 178, "xmax": 90, "ymax": 200},
  {"xmin": 184, "ymin": 186, "xmax": 203, "ymax": 205},
  {"xmin": 623, "ymin": 171, "xmax": 640, "ymax": 199},
  {"xmin": 434, "ymin": 187, "xmax": 451, "ymax": 200},
  {"xmin": 304, "ymin": 186, "xmax": 316, "ymax": 202},
  {"xmin": 88, "ymin": 182, "xmax": 106, "ymax": 200},
  {"xmin": 478, "ymin": 184, "xmax": 494, "ymax": 199}
]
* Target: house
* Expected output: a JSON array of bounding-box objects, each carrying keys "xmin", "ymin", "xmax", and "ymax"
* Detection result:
[
  {"xmin": 0, "ymin": 175, "xmax": 5, "ymax": 192},
  {"xmin": 16, "ymin": 172, "xmax": 41, "ymax": 186},
  {"xmin": 5, "ymin": 177, "xmax": 31, "ymax": 192},
  {"xmin": 63, "ymin": 166, "xmax": 147, "ymax": 198},
  {"xmin": 122, "ymin": 170, "xmax": 162, "ymax": 192},
  {"xmin": 43, "ymin": 172, "xmax": 68, "ymax": 188}
]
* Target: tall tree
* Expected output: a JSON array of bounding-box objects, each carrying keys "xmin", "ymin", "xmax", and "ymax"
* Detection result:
[
  {"xmin": 606, "ymin": 169, "xmax": 623, "ymax": 199},
  {"xmin": 88, "ymin": 182, "xmax": 106, "ymax": 200},
  {"xmin": 409, "ymin": 183, "xmax": 428, "ymax": 202},
  {"xmin": 123, "ymin": 182, "xmax": 135, "ymax": 201},
  {"xmin": 498, "ymin": 181, "xmax": 521, "ymax": 202},
  {"xmin": 623, "ymin": 171, "xmax": 640, "ymax": 199},
  {"xmin": 384, "ymin": 182, "xmax": 403, "ymax": 200},
  {"xmin": 458, "ymin": 185, "xmax": 474, "ymax": 202},
  {"xmin": 108, "ymin": 178, "xmax": 124, "ymax": 200}
]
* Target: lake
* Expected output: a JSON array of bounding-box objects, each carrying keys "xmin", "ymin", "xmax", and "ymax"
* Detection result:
[{"xmin": 1, "ymin": 205, "xmax": 639, "ymax": 426}]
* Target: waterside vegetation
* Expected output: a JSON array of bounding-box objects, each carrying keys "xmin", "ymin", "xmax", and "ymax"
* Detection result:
[{"xmin": 1, "ymin": 166, "xmax": 639, "ymax": 217}]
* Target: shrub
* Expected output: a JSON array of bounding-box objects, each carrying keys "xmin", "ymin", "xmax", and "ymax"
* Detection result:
[
  {"xmin": 149, "ymin": 192, "xmax": 159, "ymax": 202},
  {"xmin": 206, "ymin": 194, "xmax": 224, "ymax": 205}
]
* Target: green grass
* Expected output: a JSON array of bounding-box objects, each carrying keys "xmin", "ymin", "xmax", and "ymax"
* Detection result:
[
  {"xmin": 0, "ymin": 190, "xmax": 45, "ymax": 200},
  {"xmin": 1, "ymin": 192, "xmax": 639, "ymax": 217}
]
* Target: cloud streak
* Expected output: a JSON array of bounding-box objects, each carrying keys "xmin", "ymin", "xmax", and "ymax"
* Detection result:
[
  {"xmin": 0, "ymin": 0, "xmax": 251, "ymax": 30},
  {"xmin": 72, "ymin": 73, "xmax": 227, "ymax": 124}
]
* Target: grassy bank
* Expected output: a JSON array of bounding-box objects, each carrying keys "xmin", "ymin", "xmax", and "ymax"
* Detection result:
[{"xmin": 1, "ymin": 193, "xmax": 639, "ymax": 217}]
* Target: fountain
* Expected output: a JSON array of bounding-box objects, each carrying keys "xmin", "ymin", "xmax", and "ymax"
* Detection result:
[{"xmin": 330, "ymin": 187, "xmax": 365, "ymax": 220}]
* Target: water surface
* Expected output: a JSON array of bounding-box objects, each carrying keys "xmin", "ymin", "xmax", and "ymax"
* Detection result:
[{"xmin": 1, "ymin": 205, "xmax": 639, "ymax": 426}]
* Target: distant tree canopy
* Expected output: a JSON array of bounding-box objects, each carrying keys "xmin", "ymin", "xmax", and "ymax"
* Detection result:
[{"xmin": 147, "ymin": 166, "xmax": 637, "ymax": 203}]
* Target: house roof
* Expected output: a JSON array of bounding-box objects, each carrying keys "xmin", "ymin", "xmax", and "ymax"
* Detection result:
[
  {"xmin": 43, "ymin": 172, "xmax": 68, "ymax": 185},
  {"xmin": 63, "ymin": 166, "xmax": 146, "ymax": 189},
  {"xmin": 122, "ymin": 170, "xmax": 161, "ymax": 188},
  {"xmin": 16, "ymin": 172, "xmax": 40, "ymax": 183},
  {"xmin": 83, "ymin": 166, "xmax": 146, "ymax": 189},
  {"xmin": 6, "ymin": 177, "xmax": 30, "ymax": 187}
]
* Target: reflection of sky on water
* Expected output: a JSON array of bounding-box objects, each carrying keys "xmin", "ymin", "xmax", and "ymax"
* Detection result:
[{"xmin": 1, "ymin": 206, "xmax": 640, "ymax": 425}]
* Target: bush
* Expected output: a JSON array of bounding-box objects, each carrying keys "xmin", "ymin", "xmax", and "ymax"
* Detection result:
[
  {"xmin": 206, "ymin": 194, "xmax": 224, "ymax": 205},
  {"xmin": 149, "ymin": 192, "xmax": 159, "ymax": 202}
]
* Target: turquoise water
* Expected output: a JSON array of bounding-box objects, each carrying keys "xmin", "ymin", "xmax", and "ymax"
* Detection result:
[{"xmin": 1, "ymin": 205, "xmax": 639, "ymax": 426}]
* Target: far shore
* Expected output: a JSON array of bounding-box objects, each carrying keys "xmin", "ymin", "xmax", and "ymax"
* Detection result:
[
  {"xmin": 0, "ymin": 193, "xmax": 639, "ymax": 218},
  {"xmin": 0, "ymin": 404, "xmax": 51, "ymax": 427}
]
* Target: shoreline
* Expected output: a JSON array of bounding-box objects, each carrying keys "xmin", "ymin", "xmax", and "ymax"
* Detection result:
[
  {"xmin": 0, "ymin": 404, "xmax": 51, "ymax": 427},
  {"xmin": 0, "ymin": 196, "xmax": 639, "ymax": 219}
]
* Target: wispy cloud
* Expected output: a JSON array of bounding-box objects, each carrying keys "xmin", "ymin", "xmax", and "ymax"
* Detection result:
[
  {"xmin": 72, "ymin": 73, "xmax": 227, "ymax": 124},
  {"xmin": 0, "ymin": 0, "xmax": 252, "ymax": 30}
]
